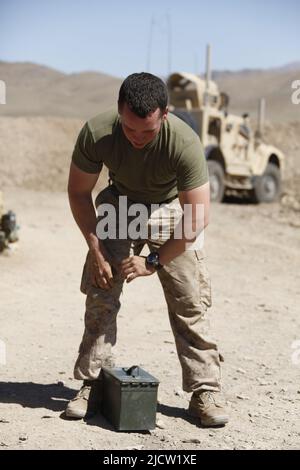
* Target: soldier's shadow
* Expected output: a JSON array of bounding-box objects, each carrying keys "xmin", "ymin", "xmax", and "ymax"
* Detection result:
[
  {"xmin": 0, "ymin": 381, "xmax": 116, "ymax": 430},
  {"xmin": 0, "ymin": 381, "xmax": 77, "ymax": 413},
  {"xmin": 157, "ymin": 402, "xmax": 188, "ymax": 419}
]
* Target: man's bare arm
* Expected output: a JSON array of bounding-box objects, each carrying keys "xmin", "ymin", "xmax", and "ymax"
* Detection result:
[
  {"xmin": 158, "ymin": 181, "xmax": 210, "ymax": 265},
  {"xmin": 68, "ymin": 162, "xmax": 113, "ymax": 289},
  {"xmin": 67, "ymin": 162, "xmax": 100, "ymax": 249},
  {"xmin": 119, "ymin": 182, "xmax": 210, "ymax": 282}
]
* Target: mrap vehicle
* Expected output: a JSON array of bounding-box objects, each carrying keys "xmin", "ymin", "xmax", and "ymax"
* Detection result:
[{"xmin": 168, "ymin": 45, "xmax": 285, "ymax": 202}]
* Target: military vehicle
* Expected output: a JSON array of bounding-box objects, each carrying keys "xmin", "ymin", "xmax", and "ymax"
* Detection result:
[
  {"xmin": 0, "ymin": 191, "xmax": 19, "ymax": 252},
  {"xmin": 168, "ymin": 45, "xmax": 285, "ymax": 202}
]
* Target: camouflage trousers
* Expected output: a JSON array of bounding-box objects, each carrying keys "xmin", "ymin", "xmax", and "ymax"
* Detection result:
[{"xmin": 73, "ymin": 185, "xmax": 222, "ymax": 393}]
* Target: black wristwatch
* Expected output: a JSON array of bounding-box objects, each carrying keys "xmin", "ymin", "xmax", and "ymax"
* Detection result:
[{"xmin": 146, "ymin": 252, "xmax": 163, "ymax": 270}]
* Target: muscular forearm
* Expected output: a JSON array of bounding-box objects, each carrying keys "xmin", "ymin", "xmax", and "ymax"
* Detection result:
[
  {"xmin": 158, "ymin": 184, "xmax": 210, "ymax": 266},
  {"xmin": 68, "ymin": 192, "xmax": 107, "ymax": 258},
  {"xmin": 158, "ymin": 216, "xmax": 208, "ymax": 265}
]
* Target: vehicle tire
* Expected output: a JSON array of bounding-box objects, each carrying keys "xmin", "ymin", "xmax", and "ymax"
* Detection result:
[
  {"xmin": 207, "ymin": 160, "xmax": 225, "ymax": 202},
  {"xmin": 171, "ymin": 110, "xmax": 199, "ymax": 134},
  {"xmin": 251, "ymin": 163, "xmax": 281, "ymax": 203}
]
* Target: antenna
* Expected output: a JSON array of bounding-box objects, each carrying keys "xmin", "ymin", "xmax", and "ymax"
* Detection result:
[
  {"xmin": 205, "ymin": 44, "xmax": 211, "ymax": 92},
  {"xmin": 256, "ymin": 97, "xmax": 266, "ymax": 139},
  {"xmin": 146, "ymin": 16, "xmax": 155, "ymax": 72},
  {"xmin": 194, "ymin": 53, "xmax": 199, "ymax": 75},
  {"xmin": 204, "ymin": 43, "xmax": 211, "ymax": 106},
  {"xmin": 167, "ymin": 12, "xmax": 172, "ymax": 74},
  {"xmin": 146, "ymin": 13, "xmax": 172, "ymax": 74},
  {"xmin": 258, "ymin": 98, "xmax": 266, "ymax": 133}
]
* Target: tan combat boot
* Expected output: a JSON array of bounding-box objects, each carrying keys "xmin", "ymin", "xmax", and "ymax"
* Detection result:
[
  {"xmin": 65, "ymin": 379, "xmax": 102, "ymax": 419},
  {"xmin": 188, "ymin": 391, "xmax": 229, "ymax": 427}
]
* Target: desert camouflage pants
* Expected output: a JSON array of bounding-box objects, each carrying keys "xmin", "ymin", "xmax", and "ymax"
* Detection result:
[{"xmin": 73, "ymin": 185, "xmax": 222, "ymax": 393}]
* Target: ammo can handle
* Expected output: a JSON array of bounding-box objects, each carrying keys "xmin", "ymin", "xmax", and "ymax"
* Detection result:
[{"xmin": 126, "ymin": 365, "xmax": 140, "ymax": 377}]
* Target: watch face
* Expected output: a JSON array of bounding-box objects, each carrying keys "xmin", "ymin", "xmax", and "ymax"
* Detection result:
[{"xmin": 147, "ymin": 252, "xmax": 159, "ymax": 266}]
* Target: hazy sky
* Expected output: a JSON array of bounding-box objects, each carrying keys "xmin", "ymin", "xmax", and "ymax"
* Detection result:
[{"xmin": 1, "ymin": 0, "xmax": 299, "ymax": 78}]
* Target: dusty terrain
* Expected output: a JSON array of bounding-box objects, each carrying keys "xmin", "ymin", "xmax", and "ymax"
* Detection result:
[{"xmin": 0, "ymin": 188, "xmax": 300, "ymax": 450}]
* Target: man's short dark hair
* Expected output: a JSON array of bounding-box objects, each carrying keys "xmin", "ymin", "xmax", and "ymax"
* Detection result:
[{"xmin": 118, "ymin": 72, "xmax": 168, "ymax": 118}]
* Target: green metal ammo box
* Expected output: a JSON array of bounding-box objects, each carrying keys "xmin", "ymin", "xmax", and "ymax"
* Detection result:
[{"xmin": 101, "ymin": 365, "xmax": 159, "ymax": 431}]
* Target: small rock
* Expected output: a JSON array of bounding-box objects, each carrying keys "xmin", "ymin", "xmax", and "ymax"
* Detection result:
[
  {"xmin": 156, "ymin": 419, "xmax": 166, "ymax": 429},
  {"xmin": 257, "ymin": 379, "xmax": 269, "ymax": 386},
  {"xmin": 236, "ymin": 394, "xmax": 250, "ymax": 400},
  {"xmin": 41, "ymin": 415, "xmax": 53, "ymax": 419},
  {"xmin": 265, "ymin": 392, "xmax": 275, "ymax": 399},
  {"xmin": 57, "ymin": 381, "xmax": 65, "ymax": 387},
  {"xmin": 182, "ymin": 438, "xmax": 201, "ymax": 444},
  {"xmin": 0, "ymin": 419, "xmax": 9, "ymax": 424},
  {"xmin": 236, "ymin": 368, "xmax": 246, "ymax": 375},
  {"xmin": 126, "ymin": 445, "xmax": 144, "ymax": 450},
  {"xmin": 19, "ymin": 435, "xmax": 28, "ymax": 442}
]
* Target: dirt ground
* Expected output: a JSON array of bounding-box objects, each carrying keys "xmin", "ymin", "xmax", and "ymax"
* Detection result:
[{"xmin": 1, "ymin": 188, "xmax": 300, "ymax": 450}]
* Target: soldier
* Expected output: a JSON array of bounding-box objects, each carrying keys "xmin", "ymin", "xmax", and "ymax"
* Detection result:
[{"xmin": 66, "ymin": 72, "xmax": 228, "ymax": 427}]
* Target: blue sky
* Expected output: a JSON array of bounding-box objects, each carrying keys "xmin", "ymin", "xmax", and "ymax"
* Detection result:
[{"xmin": 0, "ymin": 0, "xmax": 299, "ymax": 78}]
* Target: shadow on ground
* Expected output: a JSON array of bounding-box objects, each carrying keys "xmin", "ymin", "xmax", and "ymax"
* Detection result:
[
  {"xmin": 222, "ymin": 194, "xmax": 256, "ymax": 205},
  {"xmin": 0, "ymin": 382, "xmax": 224, "ymax": 430},
  {"xmin": 0, "ymin": 381, "xmax": 77, "ymax": 412}
]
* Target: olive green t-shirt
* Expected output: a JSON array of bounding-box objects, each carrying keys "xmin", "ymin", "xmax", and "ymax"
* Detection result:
[{"xmin": 72, "ymin": 109, "xmax": 208, "ymax": 203}]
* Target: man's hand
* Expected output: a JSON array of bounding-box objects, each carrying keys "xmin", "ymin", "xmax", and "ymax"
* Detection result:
[
  {"xmin": 120, "ymin": 256, "xmax": 155, "ymax": 283},
  {"xmin": 89, "ymin": 246, "xmax": 114, "ymax": 290}
]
